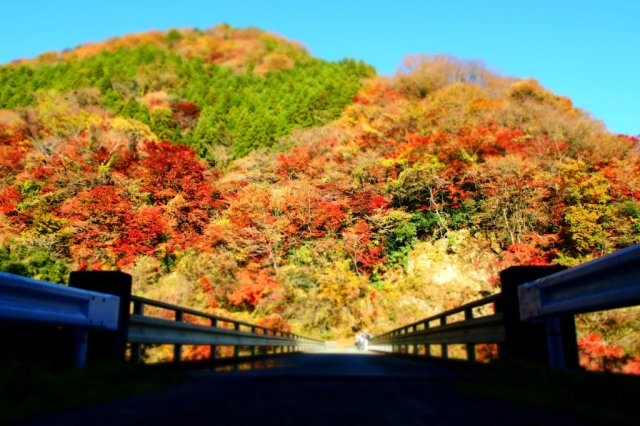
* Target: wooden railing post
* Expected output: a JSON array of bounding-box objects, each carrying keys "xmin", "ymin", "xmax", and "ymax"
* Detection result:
[
  {"xmin": 439, "ymin": 317, "xmax": 448, "ymax": 359},
  {"xmin": 424, "ymin": 322, "xmax": 431, "ymax": 357},
  {"xmin": 411, "ymin": 325, "xmax": 417, "ymax": 355},
  {"xmin": 131, "ymin": 299, "xmax": 144, "ymax": 365},
  {"xmin": 250, "ymin": 326, "xmax": 256, "ymax": 357},
  {"xmin": 121, "ymin": 296, "xmax": 323, "ymax": 365},
  {"xmin": 464, "ymin": 307, "xmax": 476, "ymax": 362},
  {"xmin": 261, "ymin": 329, "xmax": 268, "ymax": 355},
  {"xmin": 210, "ymin": 318, "xmax": 217, "ymax": 362},
  {"xmin": 233, "ymin": 323, "xmax": 240, "ymax": 358},
  {"xmin": 174, "ymin": 310, "xmax": 183, "ymax": 363}
]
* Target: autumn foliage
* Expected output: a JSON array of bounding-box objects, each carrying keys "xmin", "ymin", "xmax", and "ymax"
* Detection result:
[
  {"xmin": 0, "ymin": 29, "xmax": 638, "ymax": 369},
  {"xmin": 579, "ymin": 333, "xmax": 640, "ymax": 375}
]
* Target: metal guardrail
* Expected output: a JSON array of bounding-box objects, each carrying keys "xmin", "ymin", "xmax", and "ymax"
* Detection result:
[
  {"xmin": 129, "ymin": 296, "xmax": 325, "ymax": 364},
  {"xmin": 519, "ymin": 244, "xmax": 640, "ymax": 320},
  {"xmin": 371, "ymin": 243, "xmax": 640, "ymax": 370},
  {"xmin": 369, "ymin": 295, "xmax": 503, "ymax": 362},
  {"xmin": 7, "ymin": 244, "xmax": 637, "ymax": 369},
  {"xmin": 0, "ymin": 271, "xmax": 324, "ymax": 367},
  {"xmin": 518, "ymin": 243, "xmax": 640, "ymax": 368},
  {"xmin": 0, "ymin": 271, "xmax": 120, "ymax": 367}
]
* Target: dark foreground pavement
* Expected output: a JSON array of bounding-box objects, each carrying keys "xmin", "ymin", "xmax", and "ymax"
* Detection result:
[{"xmin": 19, "ymin": 351, "xmax": 595, "ymax": 426}]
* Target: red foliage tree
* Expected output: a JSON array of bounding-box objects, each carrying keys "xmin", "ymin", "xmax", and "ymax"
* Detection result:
[
  {"xmin": 171, "ymin": 101, "xmax": 201, "ymax": 130},
  {"xmin": 577, "ymin": 333, "xmax": 640, "ymax": 375},
  {"xmin": 309, "ymin": 199, "xmax": 348, "ymax": 237},
  {"xmin": 275, "ymin": 145, "xmax": 313, "ymax": 179},
  {"xmin": 348, "ymin": 189, "xmax": 389, "ymax": 216},
  {"xmin": 59, "ymin": 185, "xmax": 133, "ymax": 267},
  {"xmin": 116, "ymin": 206, "xmax": 167, "ymax": 267},
  {"xmin": 0, "ymin": 186, "xmax": 21, "ymax": 215},
  {"xmin": 136, "ymin": 141, "xmax": 220, "ymax": 247},
  {"xmin": 0, "ymin": 122, "xmax": 30, "ymax": 173},
  {"xmin": 256, "ymin": 313, "xmax": 292, "ymax": 332},
  {"xmin": 342, "ymin": 219, "xmax": 385, "ymax": 275},
  {"xmin": 228, "ymin": 268, "xmax": 281, "ymax": 309}
]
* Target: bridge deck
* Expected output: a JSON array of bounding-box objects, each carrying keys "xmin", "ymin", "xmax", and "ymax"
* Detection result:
[{"xmin": 21, "ymin": 351, "xmax": 595, "ymax": 426}]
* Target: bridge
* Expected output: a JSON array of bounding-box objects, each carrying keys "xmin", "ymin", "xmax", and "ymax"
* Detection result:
[
  {"xmin": 13, "ymin": 351, "xmax": 603, "ymax": 426},
  {"xmin": 1, "ymin": 244, "xmax": 639, "ymax": 424}
]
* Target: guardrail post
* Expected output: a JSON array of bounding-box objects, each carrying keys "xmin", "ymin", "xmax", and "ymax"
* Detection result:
[
  {"xmin": 545, "ymin": 316, "xmax": 579, "ymax": 369},
  {"xmin": 173, "ymin": 310, "xmax": 183, "ymax": 363},
  {"xmin": 73, "ymin": 328, "xmax": 89, "ymax": 368},
  {"xmin": 69, "ymin": 271, "xmax": 132, "ymax": 362},
  {"xmin": 499, "ymin": 265, "xmax": 566, "ymax": 365}
]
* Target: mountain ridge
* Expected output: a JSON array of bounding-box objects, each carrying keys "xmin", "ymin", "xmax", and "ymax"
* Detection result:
[{"xmin": 7, "ymin": 24, "xmax": 309, "ymax": 69}]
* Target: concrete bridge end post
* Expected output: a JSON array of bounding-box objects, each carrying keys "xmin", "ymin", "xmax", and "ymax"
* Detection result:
[
  {"xmin": 499, "ymin": 265, "xmax": 578, "ymax": 368},
  {"xmin": 69, "ymin": 271, "xmax": 132, "ymax": 363}
]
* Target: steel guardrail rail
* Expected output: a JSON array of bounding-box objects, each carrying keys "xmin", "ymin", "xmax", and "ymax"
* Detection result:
[
  {"xmin": 0, "ymin": 271, "xmax": 120, "ymax": 367},
  {"xmin": 518, "ymin": 243, "xmax": 640, "ymax": 321},
  {"xmin": 371, "ymin": 244, "xmax": 640, "ymax": 369},
  {"xmin": 517, "ymin": 243, "xmax": 640, "ymax": 369},
  {"xmin": 129, "ymin": 295, "xmax": 325, "ymax": 364},
  {"xmin": 369, "ymin": 294, "xmax": 503, "ymax": 362}
]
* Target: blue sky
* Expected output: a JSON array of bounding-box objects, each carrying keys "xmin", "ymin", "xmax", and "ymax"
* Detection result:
[{"xmin": 1, "ymin": 0, "xmax": 638, "ymax": 135}]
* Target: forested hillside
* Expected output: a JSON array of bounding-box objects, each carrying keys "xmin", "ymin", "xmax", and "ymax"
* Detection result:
[
  {"xmin": 0, "ymin": 25, "xmax": 372, "ymax": 161},
  {"xmin": 0, "ymin": 26, "xmax": 638, "ymax": 370}
]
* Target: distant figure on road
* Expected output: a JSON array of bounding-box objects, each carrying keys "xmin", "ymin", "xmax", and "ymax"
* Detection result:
[{"xmin": 355, "ymin": 332, "xmax": 372, "ymax": 351}]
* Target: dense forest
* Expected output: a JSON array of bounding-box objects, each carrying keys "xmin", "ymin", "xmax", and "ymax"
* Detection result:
[{"xmin": 0, "ymin": 25, "xmax": 638, "ymax": 371}]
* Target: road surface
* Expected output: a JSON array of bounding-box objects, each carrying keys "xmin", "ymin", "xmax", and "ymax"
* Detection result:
[{"xmin": 19, "ymin": 350, "xmax": 595, "ymax": 426}]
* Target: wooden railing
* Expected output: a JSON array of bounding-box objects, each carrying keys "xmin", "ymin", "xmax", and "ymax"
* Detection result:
[
  {"xmin": 129, "ymin": 296, "xmax": 325, "ymax": 364},
  {"xmin": 369, "ymin": 294, "xmax": 503, "ymax": 362},
  {"xmin": 0, "ymin": 270, "xmax": 324, "ymax": 367}
]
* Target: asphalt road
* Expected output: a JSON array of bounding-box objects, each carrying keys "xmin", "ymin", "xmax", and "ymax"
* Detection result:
[{"xmin": 20, "ymin": 350, "xmax": 595, "ymax": 426}]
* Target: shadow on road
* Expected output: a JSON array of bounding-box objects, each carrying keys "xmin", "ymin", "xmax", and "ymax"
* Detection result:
[{"xmin": 17, "ymin": 352, "xmax": 604, "ymax": 426}]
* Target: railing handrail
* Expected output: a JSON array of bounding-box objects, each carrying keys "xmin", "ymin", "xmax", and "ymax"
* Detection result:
[
  {"xmin": 129, "ymin": 294, "xmax": 324, "ymax": 364},
  {"xmin": 132, "ymin": 295, "xmax": 274, "ymax": 333},
  {"xmin": 131, "ymin": 296, "xmax": 324, "ymax": 344},
  {"xmin": 374, "ymin": 293, "xmax": 500, "ymax": 338},
  {"xmin": 369, "ymin": 293, "xmax": 503, "ymax": 362}
]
